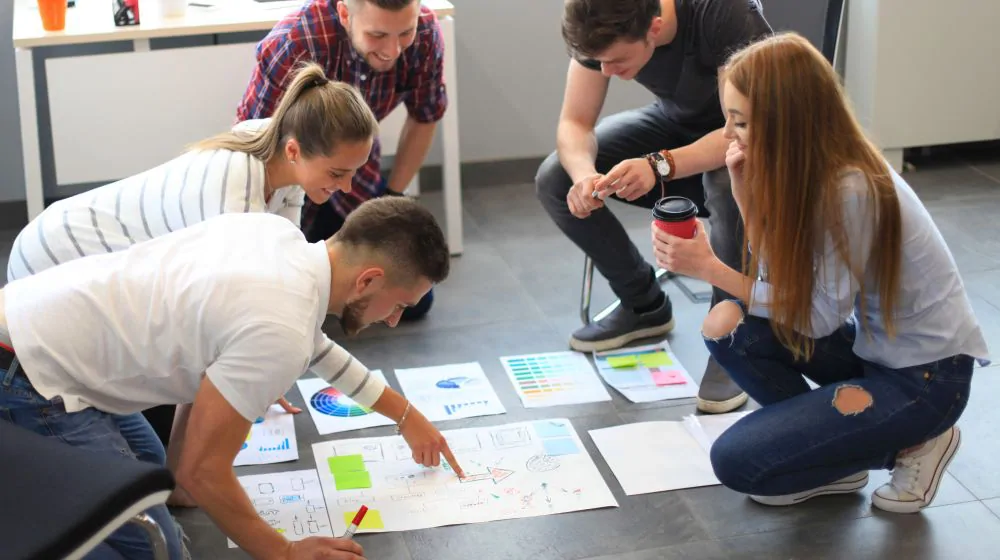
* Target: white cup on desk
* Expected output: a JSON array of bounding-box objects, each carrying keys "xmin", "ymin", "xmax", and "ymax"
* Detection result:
[{"xmin": 157, "ymin": 0, "xmax": 188, "ymax": 18}]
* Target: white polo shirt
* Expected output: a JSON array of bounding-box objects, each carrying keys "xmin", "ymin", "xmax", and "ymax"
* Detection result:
[{"xmin": 3, "ymin": 213, "xmax": 378, "ymax": 422}]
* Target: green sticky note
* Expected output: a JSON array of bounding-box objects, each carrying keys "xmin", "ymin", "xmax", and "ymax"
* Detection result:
[
  {"xmin": 607, "ymin": 355, "xmax": 639, "ymax": 368},
  {"xmin": 328, "ymin": 454, "xmax": 365, "ymax": 475},
  {"xmin": 335, "ymin": 470, "xmax": 372, "ymax": 490},
  {"xmin": 639, "ymin": 352, "xmax": 672, "ymax": 368},
  {"xmin": 343, "ymin": 508, "xmax": 384, "ymax": 530}
]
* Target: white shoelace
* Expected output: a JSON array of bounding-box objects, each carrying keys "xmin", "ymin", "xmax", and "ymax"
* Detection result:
[{"xmin": 889, "ymin": 455, "xmax": 921, "ymax": 496}]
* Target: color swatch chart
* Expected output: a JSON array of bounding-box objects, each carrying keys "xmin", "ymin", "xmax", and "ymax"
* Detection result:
[{"xmin": 500, "ymin": 351, "xmax": 611, "ymax": 408}]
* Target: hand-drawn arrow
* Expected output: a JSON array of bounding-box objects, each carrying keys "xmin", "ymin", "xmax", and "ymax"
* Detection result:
[{"xmin": 459, "ymin": 467, "xmax": 514, "ymax": 484}]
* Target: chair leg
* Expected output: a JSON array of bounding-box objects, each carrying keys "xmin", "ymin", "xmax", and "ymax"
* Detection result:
[
  {"xmin": 579, "ymin": 256, "xmax": 595, "ymax": 326},
  {"xmin": 129, "ymin": 512, "xmax": 169, "ymax": 560}
]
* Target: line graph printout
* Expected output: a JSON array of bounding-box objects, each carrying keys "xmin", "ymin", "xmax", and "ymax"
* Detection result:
[{"xmin": 311, "ymin": 418, "xmax": 618, "ymax": 534}]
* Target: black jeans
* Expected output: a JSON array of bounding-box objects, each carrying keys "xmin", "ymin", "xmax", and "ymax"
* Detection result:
[{"xmin": 535, "ymin": 104, "xmax": 743, "ymax": 310}]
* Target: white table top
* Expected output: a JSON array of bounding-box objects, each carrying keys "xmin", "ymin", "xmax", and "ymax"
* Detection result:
[{"xmin": 13, "ymin": 0, "xmax": 454, "ymax": 48}]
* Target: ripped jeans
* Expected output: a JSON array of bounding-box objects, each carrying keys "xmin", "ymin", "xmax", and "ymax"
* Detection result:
[{"xmin": 704, "ymin": 300, "xmax": 973, "ymax": 496}]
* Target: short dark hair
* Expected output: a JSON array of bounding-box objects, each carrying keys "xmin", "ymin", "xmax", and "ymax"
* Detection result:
[
  {"xmin": 332, "ymin": 196, "xmax": 450, "ymax": 285},
  {"xmin": 562, "ymin": 0, "xmax": 662, "ymax": 58},
  {"xmin": 346, "ymin": 0, "xmax": 418, "ymax": 11}
]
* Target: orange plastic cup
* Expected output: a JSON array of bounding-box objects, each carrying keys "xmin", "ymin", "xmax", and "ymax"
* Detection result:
[{"xmin": 37, "ymin": 0, "xmax": 67, "ymax": 32}]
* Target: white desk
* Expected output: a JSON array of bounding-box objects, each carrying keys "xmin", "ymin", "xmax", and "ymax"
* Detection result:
[{"xmin": 12, "ymin": 0, "xmax": 464, "ymax": 255}]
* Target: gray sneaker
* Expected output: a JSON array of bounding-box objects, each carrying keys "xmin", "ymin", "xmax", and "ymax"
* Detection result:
[
  {"xmin": 569, "ymin": 296, "xmax": 675, "ymax": 352},
  {"xmin": 697, "ymin": 357, "xmax": 748, "ymax": 413}
]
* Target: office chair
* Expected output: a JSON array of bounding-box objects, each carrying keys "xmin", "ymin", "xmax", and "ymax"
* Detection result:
[
  {"xmin": 0, "ymin": 421, "xmax": 176, "ymax": 560},
  {"xmin": 578, "ymin": 0, "xmax": 848, "ymax": 325}
]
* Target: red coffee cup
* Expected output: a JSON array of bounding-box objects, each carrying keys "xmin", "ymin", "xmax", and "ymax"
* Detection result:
[{"xmin": 652, "ymin": 196, "xmax": 698, "ymax": 239}]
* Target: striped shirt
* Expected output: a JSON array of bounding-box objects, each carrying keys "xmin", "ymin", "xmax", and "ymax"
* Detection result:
[{"xmin": 6, "ymin": 148, "xmax": 385, "ymax": 408}]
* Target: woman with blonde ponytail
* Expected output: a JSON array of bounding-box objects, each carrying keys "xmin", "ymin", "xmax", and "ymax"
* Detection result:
[
  {"xmin": 651, "ymin": 33, "xmax": 989, "ymax": 513},
  {"xmin": 6, "ymin": 61, "xmax": 457, "ymax": 511}
]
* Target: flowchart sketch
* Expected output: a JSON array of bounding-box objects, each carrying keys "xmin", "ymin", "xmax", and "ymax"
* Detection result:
[
  {"xmin": 227, "ymin": 469, "xmax": 331, "ymax": 548},
  {"xmin": 593, "ymin": 340, "xmax": 699, "ymax": 403},
  {"xmin": 297, "ymin": 372, "xmax": 395, "ymax": 435},
  {"xmin": 394, "ymin": 362, "xmax": 506, "ymax": 422},
  {"xmin": 233, "ymin": 404, "xmax": 299, "ymax": 467},
  {"xmin": 499, "ymin": 352, "xmax": 611, "ymax": 408},
  {"xmin": 312, "ymin": 418, "xmax": 618, "ymax": 534}
]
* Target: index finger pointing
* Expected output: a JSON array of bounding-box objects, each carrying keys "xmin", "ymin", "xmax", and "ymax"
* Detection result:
[{"xmin": 440, "ymin": 444, "xmax": 465, "ymax": 479}]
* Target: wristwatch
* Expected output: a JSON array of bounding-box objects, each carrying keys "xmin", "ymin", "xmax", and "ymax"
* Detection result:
[{"xmin": 646, "ymin": 150, "xmax": 676, "ymax": 183}]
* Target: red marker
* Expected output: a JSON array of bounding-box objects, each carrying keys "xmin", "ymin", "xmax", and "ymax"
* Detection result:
[{"xmin": 342, "ymin": 505, "xmax": 368, "ymax": 539}]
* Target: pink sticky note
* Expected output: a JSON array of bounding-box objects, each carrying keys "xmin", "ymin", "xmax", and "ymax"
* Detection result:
[{"xmin": 652, "ymin": 370, "xmax": 687, "ymax": 386}]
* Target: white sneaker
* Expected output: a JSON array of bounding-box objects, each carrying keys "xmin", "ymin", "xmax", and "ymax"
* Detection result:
[
  {"xmin": 750, "ymin": 471, "xmax": 870, "ymax": 506},
  {"xmin": 872, "ymin": 425, "xmax": 961, "ymax": 514}
]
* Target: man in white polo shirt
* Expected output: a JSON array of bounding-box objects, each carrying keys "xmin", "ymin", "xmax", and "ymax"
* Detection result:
[{"xmin": 0, "ymin": 197, "xmax": 459, "ymax": 560}]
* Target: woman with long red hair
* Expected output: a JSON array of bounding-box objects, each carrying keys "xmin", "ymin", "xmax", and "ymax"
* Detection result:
[{"xmin": 653, "ymin": 32, "xmax": 989, "ymax": 513}]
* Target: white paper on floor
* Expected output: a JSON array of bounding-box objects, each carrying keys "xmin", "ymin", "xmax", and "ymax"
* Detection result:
[
  {"xmin": 296, "ymin": 371, "xmax": 395, "ymax": 435},
  {"xmin": 312, "ymin": 418, "xmax": 618, "ymax": 534},
  {"xmin": 233, "ymin": 404, "xmax": 299, "ymax": 467},
  {"xmin": 228, "ymin": 469, "xmax": 332, "ymax": 548},
  {"xmin": 394, "ymin": 361, "xmax": 506, "ymax": 422},
  {"xmin": 592, "ymin": 340, "xmax": 699, "ymax": 403},
  {"xmin": 589, "ymin": 411, "xmax": 751, "ymax": 495},
  {"xmin": 499, "ymin": 351, "xmax": 611, "ymax": 408}
]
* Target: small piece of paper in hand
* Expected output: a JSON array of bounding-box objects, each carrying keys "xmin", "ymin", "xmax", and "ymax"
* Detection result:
[
  {"xmin": 652, "ymin": 370, "xmax": 687, "ymax": 386},
  {"xmin": 607, "ymin": 355, "xmax": 639, "ymax": 369},
  {"xmin": 343, "ymin": 509, "xmax": 385, "ymax": 530}
]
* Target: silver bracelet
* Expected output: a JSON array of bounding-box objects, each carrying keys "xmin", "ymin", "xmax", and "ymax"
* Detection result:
[{"xmin": 394, "ymin": 401, "xmax": 412, "ymax": 433}]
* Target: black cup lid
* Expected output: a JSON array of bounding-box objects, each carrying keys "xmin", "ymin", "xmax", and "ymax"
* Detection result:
[{"xmin": 652, "ymin": 196, "xmax": 698, "ymax": 222}]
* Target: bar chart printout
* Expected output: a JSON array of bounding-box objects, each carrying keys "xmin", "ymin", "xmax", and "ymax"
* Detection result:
[{"xmin": 500, "ymin": 352, "xmax": 611, "ymax": 408}]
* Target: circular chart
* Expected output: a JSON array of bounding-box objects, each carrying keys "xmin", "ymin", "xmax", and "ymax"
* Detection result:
[{"xmin": 310, "ymin": 387, "xmax": 371, "ymax": 417}]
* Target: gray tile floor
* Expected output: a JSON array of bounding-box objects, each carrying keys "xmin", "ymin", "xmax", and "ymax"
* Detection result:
[{"xmin": 4, "ymin": 146, "xmax": 1000, "ymax": 559}]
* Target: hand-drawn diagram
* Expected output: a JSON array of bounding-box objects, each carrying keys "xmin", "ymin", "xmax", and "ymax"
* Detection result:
[
  {"xmin": 228, "ymin": 470, "xmax": 332, "ymax": 549},
  {"xmin": 312, "ymin": 419, "xmax": 618, "ymax": 534}
]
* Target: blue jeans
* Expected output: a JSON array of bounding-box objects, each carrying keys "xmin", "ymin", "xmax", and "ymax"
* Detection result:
[
  {"xmin": 704, "ymin": 301, "xmax": 973, "ymax": 496},
  {"xmin": 0, "ymin": 361, "xmax": 184, "ymax": 560}
]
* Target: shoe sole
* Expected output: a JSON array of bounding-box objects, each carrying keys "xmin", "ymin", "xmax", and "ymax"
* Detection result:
[
  {"xmin": 696, "ymin": 391, "xmax": 749, "ymax": 414},
  {"xmin": 871, "ymin": 426, "xmax": 961, "ymax": 514},
  {"xmin": 568, "ymin": 317, "xmax": 675, "ymax": 353},
  {"xmin": 750, "ymin": 472, "xmax": 870, "ymax": 506}
]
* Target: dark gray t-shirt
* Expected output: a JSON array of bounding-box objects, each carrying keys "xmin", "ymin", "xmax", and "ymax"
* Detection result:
[{"xmin": 584, "ymin": 0, "xmax": 772, "ymax": 130}]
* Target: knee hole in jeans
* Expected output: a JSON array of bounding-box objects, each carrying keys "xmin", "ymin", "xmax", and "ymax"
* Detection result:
[
  {"xmin": 702, "ymin": 300, "xmax": 745, "ymax": 341},
  {"xmin": 832, "ymin": 384, "xmax": 874, "ymax": 416}
]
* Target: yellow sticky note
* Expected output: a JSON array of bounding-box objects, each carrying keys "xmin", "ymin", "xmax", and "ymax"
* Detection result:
[
  {"xmin": 343, "ymin": 509, "xmax": 385, "ymax": 530},
  {"xmin": 639, "ymin": 352, "xmax": 672, "ymax": 368},
  {"xmin": 607, "ymin": 355, "xmax": 638, "ymax": 368}
]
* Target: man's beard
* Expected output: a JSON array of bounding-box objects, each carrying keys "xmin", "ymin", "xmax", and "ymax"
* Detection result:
[{"xmin": 340, "ymin": 294, "xmax": 372, "ymax": 337}]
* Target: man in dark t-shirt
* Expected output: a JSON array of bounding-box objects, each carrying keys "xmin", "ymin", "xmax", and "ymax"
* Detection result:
[{"xmin": 536, "ymin": 0, "xmax": 771, "ymax": 413}]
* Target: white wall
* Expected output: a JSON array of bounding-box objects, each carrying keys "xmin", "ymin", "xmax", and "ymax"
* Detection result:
[{"xmin": 0, "ymin": 0, "xmax": 831, "ymax": 203}]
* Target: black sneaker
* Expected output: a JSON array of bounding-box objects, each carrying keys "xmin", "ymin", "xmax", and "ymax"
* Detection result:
[
  {"xmin": 697, "ymin": 357, "xmax": 748, "ymax": 413},
  {"xmin": 569, "ymin": 296, "xmax": 675, "ymax": 352}
]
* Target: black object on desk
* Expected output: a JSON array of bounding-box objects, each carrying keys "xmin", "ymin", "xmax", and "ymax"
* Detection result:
[{"xmin": 113, "ymin": 0, "xmax": 140, "ymax": 26}]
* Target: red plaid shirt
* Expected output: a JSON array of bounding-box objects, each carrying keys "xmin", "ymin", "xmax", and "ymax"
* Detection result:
[{"xmin": 236, "ymin": 1, "xmax": 448, "ymax": 220}]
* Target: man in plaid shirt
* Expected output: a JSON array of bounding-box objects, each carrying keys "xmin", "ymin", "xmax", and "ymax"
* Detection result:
[{"xmin": 237, "ymin": 0, "xmax": 446, "ymax": 319}]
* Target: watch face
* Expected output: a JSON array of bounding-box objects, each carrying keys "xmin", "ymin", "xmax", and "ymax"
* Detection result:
[{"xmin": 656, "ymin": 159, "xmax": 671, "ymax": 176}]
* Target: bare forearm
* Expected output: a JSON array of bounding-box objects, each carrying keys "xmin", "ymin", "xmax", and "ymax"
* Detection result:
[
  {"xmin": 183, "ymin": 466, "xmax": 289, "ymax": 559},
  {"xmin": 670, "ymin": 128, "xmax": 728, "ymax": 180},
  {"xmin": 556, "ymin": 121, "xmax": 599, "ymax": 184},
  {"xmin": 386, "ymin": 118, "xmax": 437, "ymax": 194},
  {"xmin": 703, "ymin": 257, "xmax": 754, "ymax": 304},
  {"xmin": 369, "ymin": 386, "xmax": 409, "ymax": 423}
]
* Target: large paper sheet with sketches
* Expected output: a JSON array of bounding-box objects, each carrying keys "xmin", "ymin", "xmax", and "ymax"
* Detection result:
[
  {"xmin": 312, "ymin": 418, "xmax": 618, "ymax": 533},
  {"xmin": 589, "ymin": 411, "xmax": 751, "ymax": 495},
  {"xmin": 233, "ymin": 404, "xmax": 298, "ymax": 467},
  {"xmin": 592, "ymin": 341, "xmax": 699, "ymax": 403},
  {"xmin": 228, "ymin": 470, "xmax": 332, "ymax": 548},
  {"xmin": 297, "ymin": 372, "xmax": 395, "ymax": 435},
  {"xmin": 394, "ymin": 362, "xmax": 506, "ymax": 422}
]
